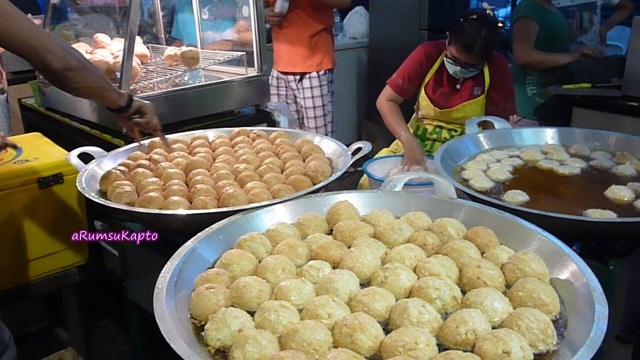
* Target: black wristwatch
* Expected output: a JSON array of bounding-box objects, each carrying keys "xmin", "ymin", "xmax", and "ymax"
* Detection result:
[{"xmin": 107, "ymin": 93, "xmax": 134, "ymax": 114}]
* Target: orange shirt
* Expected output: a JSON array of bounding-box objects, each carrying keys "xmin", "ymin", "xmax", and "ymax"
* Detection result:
[{"xmin": 268, "ymin": 0, "xmax": 335, "ymax": 72}]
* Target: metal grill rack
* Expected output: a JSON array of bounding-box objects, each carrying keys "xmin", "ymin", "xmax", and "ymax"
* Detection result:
[{"xmin": 129, "ymin": 44, "xmax": 247, "ymax": 94}]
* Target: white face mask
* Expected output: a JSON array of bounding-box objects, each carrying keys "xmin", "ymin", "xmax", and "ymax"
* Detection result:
[{"xmin": 444, "ymin": 57, "xmax": 482, "ymax": 79}]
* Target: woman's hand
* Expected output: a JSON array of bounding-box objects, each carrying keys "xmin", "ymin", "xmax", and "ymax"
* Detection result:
[
  {"xmin": 573, "ymin": 44, "xmax": 605, "ymax": 59},
  {"xmin": 118, "ymin": 98, "xmax": 163, "ymax": 139},
  {"xmin": 401, "ymin": 137, "xmax": 428, "ymax": 171},
  {"xmin": 0, "ymin": 133, "xmax": 20, "ymax": 152}
]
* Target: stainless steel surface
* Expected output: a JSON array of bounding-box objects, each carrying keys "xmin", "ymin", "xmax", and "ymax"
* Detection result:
[
  {"xmin": 434, "ymin": 125, "xmax": 640, "ymax": 244},
  {"xmin": 623, "ymin": 16, "xmax": 640, "ymax": 97},
  {"xmin": 120, "ymin": 0, "xmax": 142, "ymax": 92},
  {"xmin": 153, "ymin": 0, "xmax": 166, "ymax": 45},
  {"xmin": 68, "ymin": 127, "xmax": 372, "ymax": 233},
  {"xmin": 154, "ymin": 189, "xmax": 608, "ymax": 360}
]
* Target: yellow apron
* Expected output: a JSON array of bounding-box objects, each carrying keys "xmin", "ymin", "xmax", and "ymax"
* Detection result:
[{"xmin": 359, "ymin": 52, "xmax": 490, "ymax": 189}]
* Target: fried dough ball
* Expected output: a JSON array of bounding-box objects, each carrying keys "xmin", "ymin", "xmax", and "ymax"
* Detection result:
[
  {"xmin": 231, "ymin": 163, "xmax": 256, "ymax": 177},
  {"xmin": 303, "ymin": 233, "xmax": 334, "ymax": 254},
  {"xmin": 483, "ymin": 245, "xmax": 516, "ymax": 268},
  {"xmin": 380, "ymin": 326, "xmax": 438, "ymax": 360},
  {"xmin": 384, "ymin": 243, "xmax": 427, "ymax": 270},
  {"xmin": 267, "ymin": 131, "xmax": 289, "ymax": 144},
  {"xmin": 131, "ymin": 160, "xmax": 155, "ymax": 172},
  {"xmin": 256, "ymin": 255, "xmax": 297, "ymax": 286},
  {"xmin": 304, "ymin": 152, "xmax": 330, "ymax": 166},
  {"xmin": 262, "ymin": 156, "xmax": 285, "ymax": 170},
  {"xmin": 612, "ymin": 164, "xmax": 639, "ymax": 177},
  {"xmin": 237, "ymin": 154, "xmax": 260, "ymax": 168},
  {"xmin": 414, "ymin": 255, "xmax": 459, "ymax": 284},
  {"xmin": 299, "ymin": 143, "xmax": 324, "ymax": 159},
  {"xmin": 189, "ymin": 184, "xmax": 217, "ymax": 201},
  {"xmin": 118, "ymin": 159, "xmax": 136, "ymax": 171},
  {"xmin": 507, "ymin": 277, "xmax": 560, "ymax": 318},
  {"xmin": 301, "ymin": 294, "xmax": 351, "ymax": 330},
  {"xmin": 361, "ymin": 209, "xmax": 396, "ymax": 229},
  {"xmin": 255, "ymin": 143, "xmax": 277, "ymax": 155},
  {"xmin": 276, "ymin": 145, "xmax": 298, "ymax": 158},
  {"xmin": 189, "ymin": 284, "xmax": 231, "ymax": 324},
  {"xmin": 339, "ymin": 246, "xmax": 382, "ymax": 282},
  {"xmin": 110, "ymin": 186, "xmax": 139, "ymax": 205},
  {"xmin": 305, "ymin": 160, "xmax": 332, "ymax": 184},
  {"xmin": 214, "ymin": 249, "xmax": 259, "ymax": 281},
  {"xmin": 213, "ymin": 146, "xmax": 235, "ymax": 159},
  {"xmin": 324, "ymin": 348, "xmax": 365, "ymax": 360},
  {"xmin": 583, "ymin": 207, "xmax": 617, "ymax": 218},
  {"xmin": 189, "ymin": 175, "xmax": 216, "ymax": 189},
  {"xmin": 248, "ymin": 130, "xmax": 269, "ymax": 141},
  {"xmin": 604, "ymin": 184, "xmax": 636, "ymax": 205},
  {"xmin": 311, "ymin": 240, "xmax": 349, "ymax": 268},
  {"xmin": 388, "ymin": 297, "xmax": 442, "ymax": 334},
  {"xmin": 437, "ymin": 308, "xmax": 491, "ymax": 351},
  {"xmin": 375, "ymin": 220, "xmax": 413, "ymax": 248},
  {"xmin": 285, "ymin": 174, "xmax": 314, "ymax": 192},
  {"xmin": 501, "ymin": 307, "xmax": 557, "ymax": 353},
  {"xmin": 106, "ymin": 180, "xmax": 135, "ymax": 200},
  {"xmin": 184, "ymin": 157, "xmax": 211, "ymax": 175},
  {"xmin": 370, "ymin": 262, "xmax": 417, "ymax": 299},
  {"xmin": 134, "ymin": 192, "xmax": 164, "ymax": 209},
  {"xmin": 229, "ymin": 328, "xmax": 280, "ymax": 360},
  {"xmin": 407, "ymin": 230, "xmax": 442, "ymax": 257},
  {"xmin": 136, "ymin": 177, "xmax": 163, "ymax": 193},
  {"xmin": 264, "ymin": 222, "xmax": 302, "ymax": 247},
  {"xmin": 459, "ymin": 258, "xmax": 506, "ymax": 293},
  {"xmin": 503, "ymin": 189, "xmax": 531, "ymax": 206},
  {"xmin": 236, "ymin": 171, "xmax": 261, "ymax": 188},
  {"xmin": 398, "ymin": 211, "xmax": 432, "ymax": 231},
  {"xmin": 333, "ymin": 220, "xmax": 375, "ymax": 247},
  {"xmin": 186, "ymin": 168, "xmax": 210, "ymax": 183},
  {"xmin": 216, "ymin": 154, "xmax": 238, "ymax": 167},
  {"xmin": 333, "ymin": 312, "xmax": 385, "ymax": 357},
  {"xmin": 229, "ymin": 275, "xmax": 272, "ymax": 311},
  {"xmin": 210, "ymin": 137, "xmax": 232, "ymax": 152},
  {"xmin": 112, "ymin": 165, "xmax": 130, "ymax": 177},
  {"xmin": 163, "ymin": 179, "xmax": 188, "ymax": 190},
  {"xmin": 154, "ymin": 162, "xmax": 177, "ymax": 178},
  {"xmin": 100, "ymin": 169, "xmax": 128, "ymax": 192},
  {"xmin": 473, "ymin": 328, "xmax": 533, "ymax": 360},
  {"xmin": 298, "ymin": 260, "xmax": 333, "ymax": 285},
  {"xmin": 214, "ymin": 180, "xmax": 241, "ymax": 195},
  {"xmin": 203, "ymin": 307, "xmax": 255, "ymax": 351},
  {"xmin": 438, "ymin": 240, "xmax": 482, "ymax": 268},
  {"xmin": 348, "ymin": 286, "xmax": 395, "ymax": 322},
  {"xmin": 163, "ymin": 185, "xmax": 189, "ymax": 199},
  {"xmin": 168, "ymin": 151, "xmax": 190, "ymax": 163},
  {"xmin": 194, "ymin": 268, "xmax": 231, "ymax": 288},
  {"xmin": 293, "ymin": 138, "xmax": 314, "ymax": 152},
  {"xmin": 271, "ymin": 350, "xmax": 307, "ymax": 360},
  {"xmin": 234, "ymin": 232, "xmax": 272, "ymax": 261},
  {"xmin": 244, "ymin": 180, "xmax": 268, "ymax": 194},
  {"xmin": 463, "ymin": 287, "xmax": 513, "ymax": 328},
  {"xmin": 411, "ymin": 276, "xmax": 462, "ymax": 315},
  {"xmin": 502, "ymin": 251, "xmax": 551, "ymax": 286},
  {"xmin": 263, "ymin": 173, "xmax": 287, "ymax": 189},
  {"xmin": 127, "ymin": 168, "xmax": 155, "ymax": 187},
  {"xmin": 161, "ymin": 168, "xmax": 187, "ymax": 184},
  {"xmin": 280, "ymin": 320, "xmax": 333, "ymax": 358},
  {"xmin": 316, "ymin": 269, "xmax": 360, "ymax": 303},
  {"xmin": 258, "ymin": 151, "xmax": 278, "ymax": 165},
  {"xmin": 191, "ymin": 196, "xmax": 218, "ymax": 209},
  {"xmin": 231, "ymin": 136, "xmax": 252, "ymax": 149},
  {"xmin": 351, "ymin": 237, "xmax": 388, "ymax": 261},
  {"xmin": 270, "ymin": 184, "xmax": 297, "ymax": 199},
  {"xmin": 273, "ymin": 137, "xmax": 293, "ymax": 148},
  {"xmin": 254, "ymin": 300, "xmax": 301, "ymax": 337},
  {"xmin": 273, "ymin": 278, "xmax": 316, "ymax": 309},
  {"xmin": 247, "ymin": 188, "xmax": 274, "ymax": 204},
  {"xmin": 256, "ymin": 164, "xmax": 281, "ymax": 178},
  {"xmin": 170, "ymin": 142, "xmax": 190, "ymax": 154},
  {"xmin": 272, "ymin": 238, "xmax": 310, "ymax": 267},
  {"xmin": 429, "ymin": 217, "xmax": 467, "ymax": 242},
  {"xmin": 294, "ymin": 213, "xmax": 330, "ymax": 238},
  {"xmin": 281, "ymin": 152, "xmax": 305, "ymax": 166},
  {"xmin": 211, "ymin": 169, "xmax": 235, "ymax": 184},
  {"xmin": 323, "ymin": 201, "xmax": 360, "ymax": 228},
  {"xmin": 432, "ymin": 350, "xmax": 481, "ymax": 360},
  {"xmin": 463, "ymin": 226, "xmax": 500, "ymax": 254},
  {"xmin": 219, "ymin": 187, "xmax": 249, "ymax": 207}
]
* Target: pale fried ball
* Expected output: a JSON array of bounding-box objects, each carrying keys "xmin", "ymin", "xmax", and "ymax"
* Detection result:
[
  {"xmin": 254, "ymin": 300, "xmax": 301, "ymax": 337},
  {"xmin": 244, "ymin": 180, "xmax": 269, "ymax": 194},
  {"xmin": 273, "ymin": 278, "xmax": 316, "ymax": 309},
  {"xmin": 128, "ymin": 168, "xmax": 155, "ymax": 186},
  {"xmin": 229, "ymin": 328, "xmax": 280, "ymax": 360},
  {"xmin": 210, "ymin": 162, "xmax": 233, "ymax": 174},
  {"xmin": 283, "ymin": 158, "xmax": 305, "ymax": 170},
  {"xmin": 339, "ymin": 247, "xmax": 382, "ymax": 283},
  {"xmin": 379, "ymin": 326, "xmax": 438, "ymax": 360},
  {"xmin": 210, "ymin": 137, "xmax": 232, "ymax": 151},
  {"xmin": 229, "ymin": 275, "xmax": 272, "ymax": 311},
  {"xmin": 270, "ymin": 184, "xmax": 297, "ymax": 199},
  {"xmin": 255, "ymin": 143, "xmax": 277, "ymax": 155},
  {"xmin": 230, "ymin": 128, "xmax": 251, "ymax": 140},
  {"xmin": 163, "ymin": 179, "xmax": 188, "ymax": 190},
  {"xmin": 270, "ymin": 350, "xmax": 307, "ymax": 360},
  {"xmin": 184, "ymin": 157, "xmax": 211, "ymax": 175},
  {"xmin": 463, "ymin": 287, "xmax": 513, "ymax": 328},
  {"xmin": 189, "ymin": 283, "xmax": 231, "ymax": 324},
  {"xmin": 186, "ymin": 168, "xmax": 210, "ymax": 184},
  {"xmin": 437, "ymin": 308, "xmax": 491, "ymax": 351},
  {"xmin": 169, "ymin": 143, "xmax": 190, "ymax": 154},
  {"xmin": 351, "ymin": 237, "xmax": 388, "ymax": 261},
  {"xmin": 301, "ymin": 295, "xmax": 351, "ymax": 330},
  {"xmin": 273, "ymin": 137, "xmax": 293, "ymax": 148},
  {"xmin": 231, "ymin": 163, "xmax": 256, "ymax": 177},
  {"xmin": 235, "ymin": 145, "xmax": 256, "ymax": 155},
  {"xmin": 414, "ymin": 255, "xmax": 459, "ymax": 284},
  {"xmin": 203, "ymin": 307, "xmax": 255, "ymax": 351},
  {"xmin": 191, "ymin": 196, "xmax": 218, "ymax": 209},
  {"xmin": 258, "ymin": 151, "xmax": 278, "ymax": 165},
  {"xmin": 464, "ymin": 226, "xmax": 500, "ymax": 254},
  {"xmin": 438, "ymin": 240, "xmax": 482, "ymax": 269},
  {"xmin": 370, "ymin": 262, "xmax": 417, "ymax": 299},
  {"xmin": 264, "ymin": 222, "xmax": 301, "ymax": 247},
  {"xmin": 118, "ymin": 159, "xmax": 136, "ymax": 171},
  {"xmin": 303, "ymin": 233, "xmax": 334, "ymax": 253},
  {"xmin": 263, "ymin": 173, "xmax": 287, "ymax": 188},
  {"xmin": 473, "ymin": 328, "xmax": 533, "ymax": 360},
  {"xmin": 483, "ymin": 245, "xmax": 516, "ymax": 268},
  {"xmin": 315, "ymin": 269, "xmax": 360, "ymax": 303},
  {"xmin": 147, "ymin": 139, "xmax": 170, "ymax": 153},
  {"xmin": 333, "ymin": 312, "xmax": 385, "ymax": 357},
  {"xmin": 272, "ymin": 238, "xmax": 310, "ymax": 267},
  {"xmin": 262, "ymin": 156, "xmax": 285, "ymax": 170},
  {"xmin": 214, "ymin": 249, "xmax": 259, "ymax": 281},
  {"xmin": 388, "ymin": 297, "xmax": 442, "ymax": 335},
  {"xmin": 148, "ymin": 154, "xmax": 167, "ymax": 166},
  {"xmin": 217, "ymin": 154, "xmax": 238, "ymax": 167},
  {"xmin": 138, "ymin": 186, "xmax": 162, "ymax": 197},
  {"xmin": 163, "ymin": 185, "xmax": 189, "ymax": 199},
  {"xmin": 100, "ymin": 169, "xmax": 127, "ymax": 192},
  {"xmin": 236, "ymin": 171, "xmax": 261, "ymax": 188},
  {"xmin": 276, "ymin": 145, "xmax": 298, "ymax": 158},
  {"xmin": 211, "ymin": 169, "xmax": 235, "ymax": 183},
  {"xmin": 300, "ymin": 143, "xmax": 325, "ymax": 160},
  {"xmin": 107, "ymin": 180, "xmax": 135, "ymax": 200},
  {"xmin": 332, "ymin": 220, "xmax": 375, "ymax": 247},
  {"xmin": 168, "ymin": 151, "xmax": 190, "ymax": 162},
  {"xmin": 161, "ymin": 168, "xmax": 187, "ymax": 184},
  {"xmin": 231, "ymin": 135, "xmax": 252, "ymax": 149},
  {"xmin": 214, "ymin": 180, "xmax": 241, "ymax": 195},
  {"xmin": 293, "ymin": 138, "xmax": 314, "ymax": 152},
  {"xmin": 399, "ymin": 211, "xmax": 432, "ymax": 231},
  {"xmin": 604, "ymin": 184, "xmax": 636, "ymax": 205},
  {"xmin": 127, "ymin": 150, "xmax": 148, "ymax": 162},
  {"xmin": 431, "ymin": 350, "xmax": 481, "ymax": 360},
  {"xmin": 256, "ymin": 164, "xmax": 282, "ymax": 178},
  {"xmin": 112, "ymin": 165, "xmax": 130, "ymax": 177},
  {"xmin": 154, "ymin": 162, "xmax": 177, "ymax": 178},
  {"xmin": 285, "ymin": 175, "xmax": 314, "ymax": 192},
  {"xmin": 134, "ymin": 192, "xmax": 164, "ymax": 209},
  {"xmin": 348, "ymin": 286, "xmax": 396, "ymax": 322},
  {"xmin": 361, "ymin": 209, "xmax": 396, "ymax": 230},
  {"xmin": 249, "ymin": 130, "xmax": 269, "ymax": 142},
  {"xmin": 256, "ymin": 255, "xmax": 297, "ymax": 286},
  {"xmin": 304, "ymin": 153, "xmax": 330, "ymax": 166},
  {"xmin": 171, "ymin": 158, "xmax": 188, "ymax": 172},
  {"xmin": 384, "ymin": 243, "xmax": 427, "ymax": 271},
  {"xmin": 237, "ymin": 154, "xmax": 260, "ymax": 168},
  {"xmin": 136, "ymin": 176, "xmax": 163, "ymax": 194},
  {"xmin": 410, "ymin": 276, "xmax": 462, "ymax": 315},
  {"xmin": 160, "ymin": 196, "xmax": 191, "ymax": 210},
  {"xmin": 325, "ymin": 201, "xmax": 361, "ymax": 228},
  {"xmin": 294, "ymin": 213, "xmax": 330, "ymax": 238},
  {"xmin": 219, "ymin": 187, "xmax": 249, "ymax": 207},
  {"xmin": 268, "ymin": 131, "xmax": 290, "ymax": 144},
  {"xmin": 191, "ymin": 147, "xmax": 214, "ymax": 159},
  {"xmin": 305, "ymin": 160, "xmax": 332, "ymax": 184},
  {"xmin": 194, "ymin": 268, "xmax": 231, "ymax": 288},
  {"xmin": 111, "ymin": 187, "xmax": 139, "ymax": 206},
  {"xmin": 214, "ymin": 146, "xmax": 236, "ymax": 159},
  {"xmin": 311, "ymin": 240, "xmax": 349, "ymax": 268},
  {"xmin": 507, "ymin": 277, "xmax": 560, "ymax": 318},
  {"xmin": 131, "ymin": 160, "xmax": 155, "ymax": 172},
  {"xmin": 234, "ymin": 232, "xmax": 272, "ymax": 261},
  {"xmin": 459, "ymin": 258, "xmax": 506, "ymax": 293},
  {"xmin": 247, "ymin": 188, "xmax": 274, "ymax": 204},
  {"xmin": 189, "ymin": 184, "xmax": 217, "ymax": 202},
  {"xmin": 502, "ymin": 251, "xmax": 551, "ymax": 286},
  {"xmin": 501, "ymin": 307, "xmax": 557, "ymax": 353},
  {"xmin": 324, "ymin": 347, "xmax": 365, "ymax": 360},
  {"xmin": 375, "ymin": 220, "xmax": 413, "ymax": 248},
  {"xmin": 280, "ymin": 320, "xmax": 333, "ymax": 358},
  {"xmin": 429, "ymin": 217, "xmax": 467, "ymax": 242}
]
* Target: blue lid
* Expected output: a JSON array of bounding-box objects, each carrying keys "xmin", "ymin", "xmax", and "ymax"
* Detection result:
[{"xmin": 363, "ymin": 154, "xmax": 434, "ymax": 187}]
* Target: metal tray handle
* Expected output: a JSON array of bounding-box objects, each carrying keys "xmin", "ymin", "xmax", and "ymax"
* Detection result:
[
  {"xmin": 346, "ymin": 140, "xmax": 372, "ymax": 167},
  {"xmin": 465, "ymin": 116, "xmax": 512, "ymax": 134},
  {"xmin": 66, "ymin": 146, "xmax": 108, "ymax": 171},
  {"xmin": 380, "ymin": 171, "xmax": 458, "ymax": 200}
]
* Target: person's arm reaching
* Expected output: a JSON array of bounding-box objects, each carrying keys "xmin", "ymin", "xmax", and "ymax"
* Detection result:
[{"xmin": 600, "ymin": 0, "xmax": 634, "ymax": 44}]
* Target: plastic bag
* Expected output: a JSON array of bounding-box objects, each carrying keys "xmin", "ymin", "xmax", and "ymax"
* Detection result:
[
  {"xmin": 262, "ymin": 102, "xmax": 297, "ymax": 129},
  {"xmin": 343, "ymin": 6, "xmax": 369, "ymax": 40}
]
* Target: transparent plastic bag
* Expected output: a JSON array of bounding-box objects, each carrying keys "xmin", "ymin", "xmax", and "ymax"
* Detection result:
[
  {"xmin": 262, "ymin": 102, "xmax": 297, "ymax": 129},
  {"xmin": 343, "ymin": 6, "xmax": 369, "ymax": 40}
]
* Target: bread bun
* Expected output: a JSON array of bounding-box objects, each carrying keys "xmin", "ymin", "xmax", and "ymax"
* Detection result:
[
  {"xmin": 134, "ymin": 44, "xmax": 151, "ymax": 63},
  {"xmin": 88, "ymin": 54, "xmax": 116, "ymax": 79},
  {"xmin": 91, "ymin": 32, "xmax": 112, "ymax": 49},
  {"xmin": 163, "ymin": 46, "xmax": 181, "ymax": 66},
  {"xmin": 71, "ymin": 42, "xmax": 92, "ymax": 54}
]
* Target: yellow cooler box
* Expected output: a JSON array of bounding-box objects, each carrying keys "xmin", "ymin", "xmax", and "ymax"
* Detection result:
[{"xmin": 0, "ymin": 132, "xmax": 88, "ymax": 291}]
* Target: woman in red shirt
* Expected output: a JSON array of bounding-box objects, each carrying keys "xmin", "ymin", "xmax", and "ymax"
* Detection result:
[{"xmin": 372, "ymin": 9, "xmax": 516, "ymax": 174}]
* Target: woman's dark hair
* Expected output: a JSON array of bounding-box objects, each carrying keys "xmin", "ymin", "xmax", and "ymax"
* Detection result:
[{"xmin": 448, "ymin": 8, "xmax": 500, "ymax": 60}]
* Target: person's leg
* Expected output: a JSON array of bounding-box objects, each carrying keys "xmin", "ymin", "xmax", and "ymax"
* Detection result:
[
  {"xmin": 269, "ymin": 69, "xmax": 304, "ymax": 129},
  {"xmin": 0, "ymin": 320, "xmax": 17, "ymax": 360},
  {"xmin": 294, "ymin": 70, "xmax": 334, "ymax": 137}
]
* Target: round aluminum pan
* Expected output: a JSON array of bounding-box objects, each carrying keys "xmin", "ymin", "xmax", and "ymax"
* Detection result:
[
  {"xmin": 154, "ymin": 174, "xmax": 607, "ymax": 360},
  {"xmin": 434, "ymin": 118, "xmax": 640, "ymax": 245},
  {"xmin": 66, "ymin": 127, "xmax": 371, "ymax": 234}
]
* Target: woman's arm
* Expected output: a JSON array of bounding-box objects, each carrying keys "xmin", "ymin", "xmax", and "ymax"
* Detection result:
[{"xmin": 600, "ymin": 0, "xmax": 635, "ymax": 44}]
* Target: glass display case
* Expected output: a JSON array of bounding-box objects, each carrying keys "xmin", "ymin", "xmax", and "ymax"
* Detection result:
[{"xmin": 37, "ymin": 0, "xmax": 269, "ymax": 130}]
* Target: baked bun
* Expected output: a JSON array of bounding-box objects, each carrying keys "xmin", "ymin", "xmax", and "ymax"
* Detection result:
[
  {"xmin": 163, "ymin": 46, "xmax": 182, "ymax": 66},
  {"xmin": 91, "ymin": 32, "xmax": 112, "ymax": 49}
]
